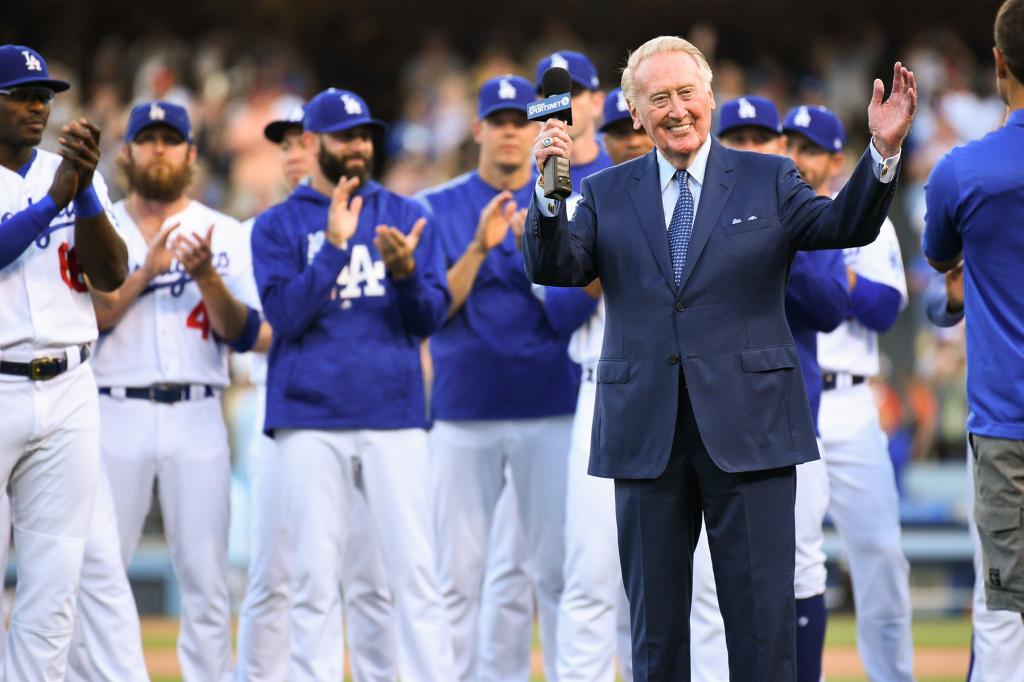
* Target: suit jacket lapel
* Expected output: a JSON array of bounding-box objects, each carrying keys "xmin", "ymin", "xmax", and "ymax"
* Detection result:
[
  {"xmin": 627, "ymin": 150, "xmax": 675, "ymax": 292},
  {"xmin": 676, "ymin": 139, "xmax": 735, "ymax": 295}
]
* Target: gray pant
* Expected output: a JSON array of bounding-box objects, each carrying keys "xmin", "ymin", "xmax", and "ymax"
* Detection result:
[{"xmin": 971, "ymin": 433, "xmax": 1024, "ymax": 613}]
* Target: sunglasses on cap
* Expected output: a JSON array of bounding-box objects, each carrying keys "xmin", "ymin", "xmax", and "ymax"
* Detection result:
[{"xmin": 0, "ymin": 86, "xmax": 56, "ymax": 105}]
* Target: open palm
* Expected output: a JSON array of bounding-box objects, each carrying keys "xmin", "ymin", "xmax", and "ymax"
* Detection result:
[{"xmin": 868, "ymin": 62, "xmax": 918, "ymax": 158}]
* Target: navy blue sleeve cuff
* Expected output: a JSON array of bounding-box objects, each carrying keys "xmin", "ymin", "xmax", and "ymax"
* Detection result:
[{"xmin": 226, "ymin": 306, "xmax": 262, "ymax": 353}]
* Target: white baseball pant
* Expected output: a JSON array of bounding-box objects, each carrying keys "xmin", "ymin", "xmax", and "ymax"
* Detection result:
[
  {"xmin": 966, "ymin": 439, "xmax": 1024, "ymax": 681},
  {"xmin": 0, "ymin": 362, "xmax": 100, "ymax": 682},
  {"xmin": 557, "ymin": 376, "xmax": 633, "ymax": 682},
  {"xmin": 98, "ymin": 394, "xmax": 233, "ymax": 682},
  {"xmin": 431, "ymin": 416, "xmax": 571, "ymax": 682},
  {"xmin": 279, "ymin": 428, "xmax": 454, "ymax": 682},
  {"xmin": 819, "ymin": 382, "xmax": 913, "ymax": 681},
  {"xmin": 66, "ymin": 459, "xmax": 149, "ymax": 682},
  {"xmin": 688, "ymin": 445, "xmax": 829, "ymax": 681},
  {"xmin": 235, "ymin": 388, "xmax": 396, "ymax": 681},
  {"xmin": 476, "ymin": 477, "xmax": 534, "ymax": 682}
]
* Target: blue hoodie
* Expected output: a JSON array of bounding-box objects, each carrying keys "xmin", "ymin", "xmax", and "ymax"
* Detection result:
[{"xmin": 252, "ymin": 181, "xmax": 449, "ymax": 433}]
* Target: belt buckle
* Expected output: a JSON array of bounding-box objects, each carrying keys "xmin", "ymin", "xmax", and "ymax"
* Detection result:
[{"xmin": 29, "ymin": 357, "xmax": 60, "ymax": 381}]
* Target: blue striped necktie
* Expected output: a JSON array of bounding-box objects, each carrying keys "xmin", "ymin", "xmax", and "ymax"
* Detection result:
[{"xmin": 668, "ymin": 169, "xmax": 695, "ymax": 287}]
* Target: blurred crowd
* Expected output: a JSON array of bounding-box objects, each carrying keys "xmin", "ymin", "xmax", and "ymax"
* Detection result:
[{"xmin": 31, "ymin": 23, "xmax": 1004, "ymax": 478}]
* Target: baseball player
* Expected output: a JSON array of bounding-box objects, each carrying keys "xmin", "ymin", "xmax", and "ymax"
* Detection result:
[
  {"xmin": 689, "ymin": 98, "xmax": 850, "ymax": 682},
  {"xmin": 555, "ymin": 86, "xmax": 645, "ymax": 682},
  {"xmin": 786, "ymin": 104, "xmax": 914, "ymax": 680},
  {"xmin": 251, "ymin": 88, "xmax": 455, "ymax": 682},
  {"xmin": 86, "ymin": 100, "xmax": 262, "ymax": 682},
  {"xmin": 234, "ymin": 103, "xmax": 396, "ymax": 682},
  {"xmin": 0, "ymin": 44, "xmax": 128, "ymax": 680},
  {"xmin": 417, "ymin": 72, "xmax": 600, "ymax": 680},
  {"xmin": 924, "ymin": 269, "xmax": 1024, "ymax": 680}
]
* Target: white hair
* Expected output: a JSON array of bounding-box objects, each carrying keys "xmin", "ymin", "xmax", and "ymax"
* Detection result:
[{"xmin": 620, "ymin": 36, "xmax": 714, "ymax": 105}]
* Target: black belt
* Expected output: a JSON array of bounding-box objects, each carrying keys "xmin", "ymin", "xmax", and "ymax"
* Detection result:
[
  {"xmin": 822, "ymin": 372, "xmax": 866, "ymax": 391},
  {"xmin": 0, "ymin": 345, "xmax": 90, "ymax": 381},
  {"xmin": 99, "ymin": 384, "xmax": 216, "ymax": 404}
]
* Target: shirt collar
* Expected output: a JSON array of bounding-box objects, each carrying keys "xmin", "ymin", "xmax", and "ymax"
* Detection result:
[{"xmin": 657, "ymin": 134, "xmax": 712, "ymax": 192}]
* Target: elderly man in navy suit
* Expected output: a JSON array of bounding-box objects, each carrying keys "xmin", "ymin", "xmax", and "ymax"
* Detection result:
[{"xmin": 524, "ymin": 36, "xmax": 916, "ymax": 681}]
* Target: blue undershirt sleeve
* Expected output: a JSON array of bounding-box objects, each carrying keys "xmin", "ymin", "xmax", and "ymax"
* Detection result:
[
  {"xmin": 0, "ymin": 196, "xmax": 61, "ymax": 269},
  {"xmin": 850, "ymin": 275, "xmax": 902, "ymax": 332}
]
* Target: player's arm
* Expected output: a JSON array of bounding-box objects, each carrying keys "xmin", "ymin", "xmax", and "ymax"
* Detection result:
[
  {"xmin": 847, "ymin": 269, "xmax": 903, "ymax": 332},
  {"xmin": 59, "ymin": 119, "xmax": 128, "ymax": 291},
  {"xmin": 922, "ymin": 154, "xmax": 963, "ymax": 272},
  {"xmin": 444, "ymin": 191, "xmax": 524, "ymax": 319},
  {"xmin": 89, "ymin": 222, "xmax": 178, "ymax": 331},
  {"xmin": 785, "ymin": 250, "xmax": 849, "ymax": 333},
  {"xmin": 174, "ymin": 224, "xmax": 260, "ymax": 352},
  {"xmin": 0, "ymin": 158, "xmax": 79, "ymax": 270},
  {"xmin": 252, "ymin": 321, "xmax": 273, "ymax": 353}
]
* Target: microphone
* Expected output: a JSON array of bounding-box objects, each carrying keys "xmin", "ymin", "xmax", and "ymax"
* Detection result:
[{"xmin": 528, "ymin": 66, "xmax": 573, "ymax": 200}]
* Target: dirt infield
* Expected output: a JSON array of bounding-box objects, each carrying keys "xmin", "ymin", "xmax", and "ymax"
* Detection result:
[{"xmin": 141, "ymin": 617, "xmax": 971, "ymax": 680}]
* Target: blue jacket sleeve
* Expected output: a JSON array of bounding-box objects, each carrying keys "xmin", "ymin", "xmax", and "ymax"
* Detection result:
[
  {"xmin": 523, "ymin": 177, "xmax": 598, "ymax": 287},
  {"xmin": 223, "ymin": 306, "xmax": 262, "ymax": 352},
  {"xmin": 541, "ymin": 287, "xmax": 600, "ymax": 339},
  {"xmin": 251, "ymin": 210, "xmax": 350, "ymax": 342},
  {"xmin": 390, "ymin": 207, "xmax": 451, "ymax": 338},
  {"xmin": 924, "ymin": 275, "xmax": 965, "ymax": 328},
  {"xmin": 0, "ymin": 196, "xmax": 61, "ymax": 269},
  {"xmin": 850, "ymin": 275, "xmax": 903, "ymax": 332},
  {"xmin": 922, "ymin": 155, "xmax": 963, "ymax": 264},
  {"xmin": 785, "ymin": 250, "xmax": 849, "ymax": 333}
]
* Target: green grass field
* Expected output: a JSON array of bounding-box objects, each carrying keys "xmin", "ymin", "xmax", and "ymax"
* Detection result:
[{"xmin": 141, "ymin": 613, "xmax": 973, "ymax": 681}]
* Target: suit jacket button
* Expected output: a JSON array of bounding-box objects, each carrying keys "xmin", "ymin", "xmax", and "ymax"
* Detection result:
[
  {"xmin": 675, "ymin": 301, "xmax": 685, "ymax": 312},
  {"xmin": 668, "ymin": 353, "xmax": 680, "ymax": 364}
]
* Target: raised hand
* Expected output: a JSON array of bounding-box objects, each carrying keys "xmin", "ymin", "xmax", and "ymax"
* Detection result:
[
  {"xmin": 474, "ymin": 191, "xmax": 518, "ymax": 252},
  {"xmin": 327, "ymin": 176, "xmax": 363, "ymax": 248},
  {"xmin": 142, "ymin": 221, "xmax": 180, "ymax": 279},
  {"xmin": 374, "ymin": 217, "xmax": 427, "ymax": 279},
  {"xmin": 509, "ymin": 207, "xmax": 527, "ymax": 251},
  {"xmin": 171, "ymin": 224, "xmax": 216, "ymax": 282},
  {"xmin": 868, "ymin": 62, "xmax": 918, "ymax": 158},
  {"xmin": 59, "ymin": 118, "xmax": 102, "ymax": 189}
]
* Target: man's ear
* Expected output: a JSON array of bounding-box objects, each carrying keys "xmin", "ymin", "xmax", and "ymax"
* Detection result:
[
  {"xmin": 994, "ymin": 47, "xmax": 1009, "ymax": 81},
  {"xmin": 628, "ymin": 101, "xmax": 643, "ymax": 131},
  {"xmin": 471, "ymin": 118, "xmax": 483, "ymax": 144}
]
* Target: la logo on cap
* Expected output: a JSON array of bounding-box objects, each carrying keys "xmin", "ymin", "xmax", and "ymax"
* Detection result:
[
  {"xmin": 497, "ymin": 78, "xmax": 517, "ymax": 100},
  {"xmin": 738, "ymin": 98, "xmax": 757, "ymax": 119},
  {"xmin": 793, "ymin": 106, "xmax": 811, "ymax": 127},
  {"xmin": 616, "ymin": 91, "xmax": 627, "ymax": 111},
  {"xmin": 549, "ymin": 53, "xmax": 569, "ymax": 70},
  {"xmin": 21, "ymin": 50, "xmax": 42, "ymax": 72},
  {"xmin": 149, "ymin": 103, "xmax": 166, "ymax": 121},
  {"xmin": 340, "ymin": 94, "xmax": 363, "ymax": 116}
]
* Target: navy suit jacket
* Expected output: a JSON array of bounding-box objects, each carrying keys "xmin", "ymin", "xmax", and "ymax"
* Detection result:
[{"xmin": 524, "ymin": 138, "xmax": 897, "ymax": 478}]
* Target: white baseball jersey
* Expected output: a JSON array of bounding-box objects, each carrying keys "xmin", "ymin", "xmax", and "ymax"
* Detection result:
[
  {"xmin": 563, "ymin": 192, "xmax": 606, "ymax": 369},
  {"xmin": 817, "ymin": 218, "xmax": 907, "ymax": 376},
  {"xmin": 92, "ymin": 200, "xmax": 260, "ymax": 388},
  {"xmin": 0, "ymin": 149, "xmax": 116, "ymax": 354}
]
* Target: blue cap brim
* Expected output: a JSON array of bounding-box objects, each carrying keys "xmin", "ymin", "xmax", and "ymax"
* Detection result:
[
  {"xmin": 718, "ymin": 121, "xmax": 780, "ymax": 137},
  {"xmin": 264, "ymin": 120, "xmax": 304, "ymax": 143},
  {"xmin": 479, "ymin": 103, "xmax": 529, "ymax": 120},
  {"xmin": 4, "ymin": 75, "xmax": 70, "ymax": 92},
  {"xmin": 128, "ymin": 121, "xmax": 192, "ymax": 144},
  {"xmin": 599, "ymin": 115, "xmax": 633, "ymax": 133},
  {"xmin": 312, "ymin": 118, "xmax": 388, "ymax": 134}
]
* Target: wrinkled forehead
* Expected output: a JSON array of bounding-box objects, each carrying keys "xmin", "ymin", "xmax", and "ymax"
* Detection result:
[{"xmin": 634, "ymin": 51, "xmax": 706, "ymax": 96}]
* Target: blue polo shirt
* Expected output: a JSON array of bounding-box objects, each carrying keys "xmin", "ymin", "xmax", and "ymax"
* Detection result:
[
  {"xmin": 923, "ymin": 109, "xmax": 1024, "ymax": 439},
  {"xmin": 417, "ymin": 171, "xmax": 583, "ymax": 421}
]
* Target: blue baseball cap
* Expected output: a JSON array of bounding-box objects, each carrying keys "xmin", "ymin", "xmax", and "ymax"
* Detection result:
[
  {"xmin": 0, "ymin": 45, "xmax": 69, "ymax": 92},
  {"xmin": 264, "ymin": 102, "xmax": 305, "ymax": 143},
  {"xmin": 599, "ymin": 88, "xmax": 632, "ymax": 132},
  {"xmin": 304, "ymin": 88, "xmax": 387, "ymax": 135},
  {"xmin": 782, "ymin": 105, "xmax": 845, "ymax": 152},
  {"xmin": 477, "ymin": 75, "xmax": 534, "ymax": 120},
  {"xmin": 126, "ymin": 101, "xmax": 193, "ymax": 143},
  {"xmin": 717, "ymin": 96, "xmax": 781, "ymax": 137},
  {"xmin": 535, "ymin": 51, "xmax": 600, "ymax": 93}
]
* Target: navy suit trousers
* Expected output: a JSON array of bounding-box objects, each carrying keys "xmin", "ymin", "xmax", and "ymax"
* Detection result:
[{"xmin": 615, "ymin": 377, "xmax": 798, "ymax": 681}]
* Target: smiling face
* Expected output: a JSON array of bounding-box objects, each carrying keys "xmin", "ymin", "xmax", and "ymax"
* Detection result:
[{"xmin": 628, "ymin": 50, "xmax": 715, "ymax": 169}]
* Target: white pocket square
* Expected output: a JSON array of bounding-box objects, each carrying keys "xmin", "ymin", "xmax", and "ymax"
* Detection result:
[
  {"xmin": 732, "ymin": 218, "xmax": 742, "ymax": 224},
  {"xmin": 747, "ymin": 215, "xmax": 759, "ymax": 221}
]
